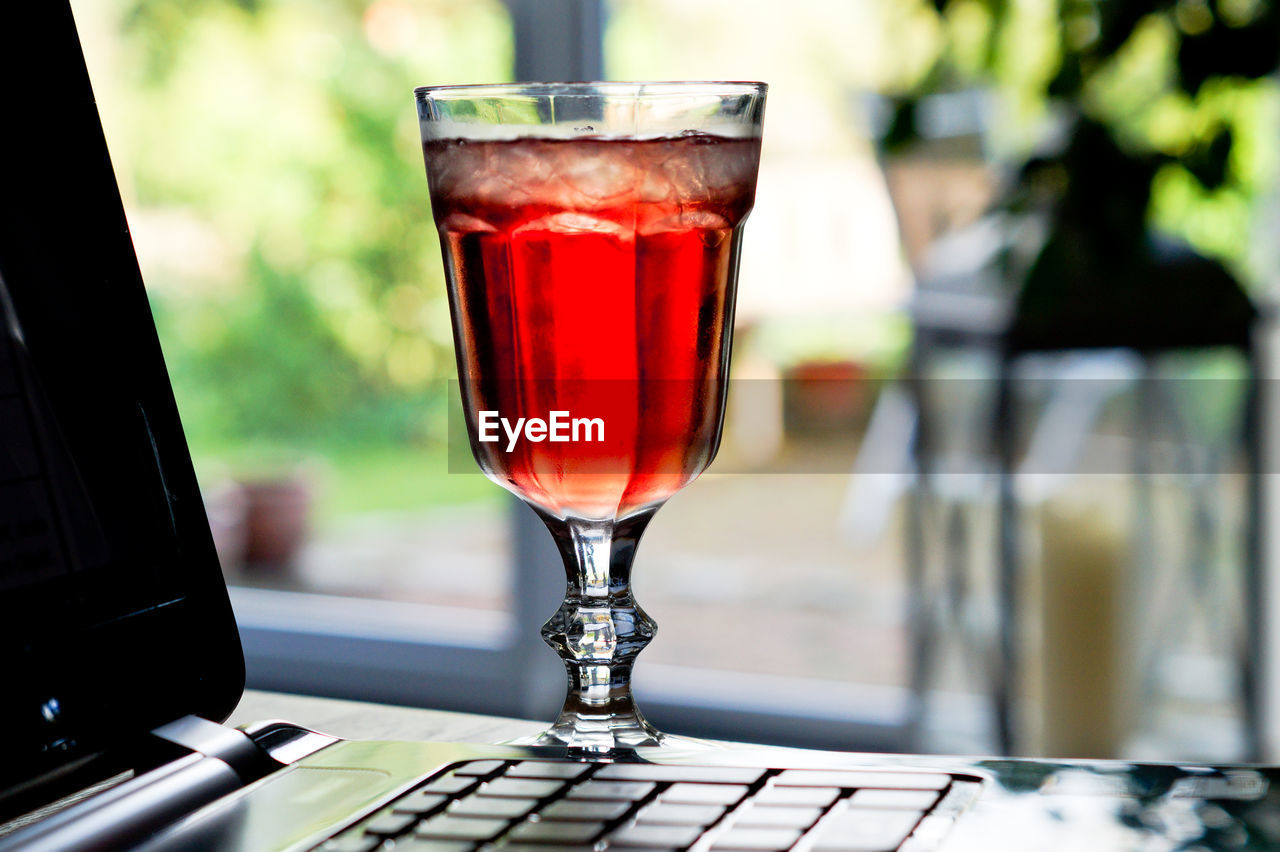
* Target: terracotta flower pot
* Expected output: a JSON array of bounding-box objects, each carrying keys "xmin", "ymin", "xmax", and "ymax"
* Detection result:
[
  {"xmin": 238, "ymin": 473, "xmax": 314, "ymax": 568},
  {"xmin": 782, "ymin": 360, "xmax": 870, "ymax": 436}
]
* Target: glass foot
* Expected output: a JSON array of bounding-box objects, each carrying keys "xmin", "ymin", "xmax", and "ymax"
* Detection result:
[{"xmin": 503, "ymin": 727, "xmax": 719, "ymax": 756}]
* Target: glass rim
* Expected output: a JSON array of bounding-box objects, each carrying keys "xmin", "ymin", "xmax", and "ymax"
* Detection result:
[{"xmin": 414, "ymin": 81, "xmax": 767, "ymax": 101}]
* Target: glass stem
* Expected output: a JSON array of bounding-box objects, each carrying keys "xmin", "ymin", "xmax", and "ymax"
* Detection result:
[{"xmin": 534, "ymin": 508, "xmax": 661, "ymax": 751}]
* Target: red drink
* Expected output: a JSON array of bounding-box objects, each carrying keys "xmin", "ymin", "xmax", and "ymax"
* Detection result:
[{"xmin": 426, "ymin": 134, "xmax": 761, "ymax": 520}]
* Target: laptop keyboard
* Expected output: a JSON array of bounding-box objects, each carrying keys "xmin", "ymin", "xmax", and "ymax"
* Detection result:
[{"xmin": 316, "ymin": 759, "xmax": 980, "ymax": 852}]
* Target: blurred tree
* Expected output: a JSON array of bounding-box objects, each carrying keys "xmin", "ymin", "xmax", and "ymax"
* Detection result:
[
  {"xmin": 78, "ymin": 0, "xmax": 512, "ymax": 452},
  {"xmin": 886, "ymin": 0, "xmax": 1278, "ymax": 279}
]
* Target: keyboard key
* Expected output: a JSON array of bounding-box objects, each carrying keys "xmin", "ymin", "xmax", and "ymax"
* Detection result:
[
  {"xmin": 540, "ymin": 798, "xmax": 633, "ymax": 821},
  {"xmin": 902, "ymin": 814, "xmax": 956, "ymax": 848},
  {"xmin": 774, "ymin": 770, "xmax": 950, "ymax": 791},
  {"xmin": 568, "ymin": 780, "xmax": 656, "ymax": 801},
  {"xmin": 500, "ymin": 845, "xmax": 595, "ymax": 852},
  {"xmin": 453, "ymin": 760, "xmax": 506, "ymax": 777},
  {"xmin": 506, "ymin": 761, "xmax": 594, "ymax": 780},
  {"xmin": 636, "ymin": 802, "xmax": 725, "ymax": 826},
  {"xmin": 448, "ymin": 796, "xmax": 538, "ymax": 819},
  {"xmin": 751, "ymin": 786, "xmax": 841, "ymax": 808},
  {"xmin": 420, "ymin": 774, "xmax": 479, "ymax": 795},
  {"xmin": 729, "ymin": 805, "xmax": 823, "ymax": 829},
  {"xmin": 392, "ymin": 791, "xmax": 449, "ymax": 816},
  {"xmin": 809, "ymin": 807, "xmax": 924, "ymax": 851},
  {"xmin": 506, "ymin": 819, "xmax": 606, "ymax": 844},
  {"xmin": 609, "ymin": 822, "xmax": 705, "ymax": 848},
  {"xmin": 320, "ymin": 833, "xmax": 381, "ymax": 852},
  {"xmin": 415, "ymin": 814, "xmax": 508, "ymax": 841},
  {"xmin": 478, "ymin": 777, "xmax": 565, "ymax": 799},
  {"xmin": 662, "ymin": 784, "xmax": 750, "ymax": 806},
  {"xmin": 710, "ymin": 826, "xmax": 805, "ymax": 850},
  {"xmin": 391, "ymin": 840, "xmax": 474, "ymax": 852},
  {"xmin": 362, "ymin": 811, "xmax": 416, "ymax": 837},
  {"xmin": 847, "ymin": 789, "xmax": 940, "ymax": 810},
  {"xmin": 595, "ymin": 764, "xmax": 766, "ymax": 785}
]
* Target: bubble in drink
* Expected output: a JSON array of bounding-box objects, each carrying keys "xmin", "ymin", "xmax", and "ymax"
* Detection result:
[{"xmin": 425, "ymin": 134, "xmax": 762, "ymax": 520}]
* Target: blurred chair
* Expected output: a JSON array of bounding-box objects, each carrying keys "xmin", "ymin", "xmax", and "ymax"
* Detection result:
[{"xmin": 846, "ymin": 110, "xmax": 1266, "ymax": 759}]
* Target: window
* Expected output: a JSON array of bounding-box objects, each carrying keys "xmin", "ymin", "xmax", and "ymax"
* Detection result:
[{"xmin": 76, "ymin": 0, "xmax": 931, "ymax": 750}]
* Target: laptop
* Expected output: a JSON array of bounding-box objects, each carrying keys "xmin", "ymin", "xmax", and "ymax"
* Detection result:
[{"xmin": 3, "ymin": 3, "xmax": 1279, "ymax": 850}]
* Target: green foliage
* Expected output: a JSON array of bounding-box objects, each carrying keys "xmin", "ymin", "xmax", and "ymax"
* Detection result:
[
  {"xmin": 175, "ymin": 246, "xmax": 409, "ymax": 444},
  {"xmin": 78, "ymin": 0, "xmax": 513, "ymax": 462},
  {"xmin": 895, "ymin": 0, "xmax": 1279, "ymax": 276}
]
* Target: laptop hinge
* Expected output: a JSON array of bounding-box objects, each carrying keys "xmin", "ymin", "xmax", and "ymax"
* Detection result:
[
  {"xmin": 0, "ymin": 719, "xmax": 283, "ymax": 851},
  {"xmin": 150, "ymin": 716, "xmax": 278, "ymax": 783}
]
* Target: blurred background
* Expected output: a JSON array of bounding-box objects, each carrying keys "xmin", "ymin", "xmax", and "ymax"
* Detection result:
[{"xmin": 70, "ymin": 0, "xmax": 1280, "ymax": 762}]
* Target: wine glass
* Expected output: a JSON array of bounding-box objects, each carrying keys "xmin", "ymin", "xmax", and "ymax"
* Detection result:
[{"xmin": 415, "ymin": 82, "xmax": 766, "ymax": 752}]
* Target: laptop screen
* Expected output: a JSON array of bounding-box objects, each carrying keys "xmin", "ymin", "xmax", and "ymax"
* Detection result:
[{"xmin": 0, "ymin": 1, "xmax": 244, "ymax": 800}]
